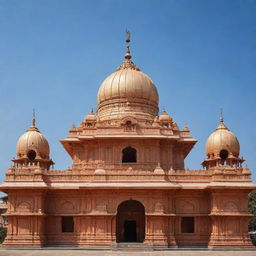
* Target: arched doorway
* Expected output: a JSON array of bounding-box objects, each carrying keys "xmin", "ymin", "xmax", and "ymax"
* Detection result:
[{"xmin": 116, "ymin": 200, "xmax": 145, "ymax": 243}]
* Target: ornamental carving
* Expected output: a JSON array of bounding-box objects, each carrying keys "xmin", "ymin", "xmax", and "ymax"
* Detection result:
[
  {"xmin": 61, "ymin": 201, "xmax": 75, "ymax": 213},
  {"xmin": 154, "ymin": 201, "xmax": 165, "ymax": 213},
  {"xmin": 224, "ymin": 201, "xmax": 239, "ymax": 212},
  {"xmin": 116, "ymin": 59, "xmax": 140, "ymax": 71},
  {"xmin": 17, "ymin": 201, "xmax": 31, "ymax": 212},
  {"xmin": 177, "ymin": 200, "xmax": 197, "ymax": 214}
]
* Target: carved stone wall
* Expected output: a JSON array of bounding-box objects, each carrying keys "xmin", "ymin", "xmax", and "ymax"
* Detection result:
[
  {"xmin": 71, "ymin": 139, "xmax": 185, "ymax": 171},
  {"xmin": 208, "ymin": 189, "xmax": 253, "ymax": 248},
  {"xmin": 2, "ymin": 187, "xmax": 254, "ymax": 248},
  {"xmin": 4, "ymin": 191, "xmax": 46, "ymax": 247}
]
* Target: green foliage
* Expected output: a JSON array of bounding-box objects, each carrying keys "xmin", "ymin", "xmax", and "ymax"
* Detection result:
[
  {"xmin": 0, "ymin": 228, "xmax": 6, "ymax": 243},
  {"xmin": 249, "ymin": 190, "xmax": 256, "ymax": 214},
  {"xmin": 249, "ymin": 190, "xmax": 256, "ymax": 231},
  {"xmin": 250, "ymin": 234, "xmax": 256, "ymax": 246},
  {"xmin": 248, "ymin": 190, "xmax": 256, "ymax": 246}
]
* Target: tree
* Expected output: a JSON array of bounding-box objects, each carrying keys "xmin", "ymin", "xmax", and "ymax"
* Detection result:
[
  {"xmin": 248, "ymin": 190, "xmax": 256, "ymax": 245},
  {"xmin": 249, "ymin": 190, "xmax": 256, "ymax": 230}
]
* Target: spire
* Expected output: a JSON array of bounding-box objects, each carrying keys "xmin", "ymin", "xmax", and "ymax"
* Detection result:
[
  {"xmin": 28, "ymin": 108, "xmax": 39, "ymax": 132},
  {"xmin": 116, "ymin": 30, "xmax": 140, "ymax": 71},
  {"xmin": 126, "ymin": 29, "xmax": 131, "ymax": 44},
  {"xmin": 32, "ymin": 108, "xmax": 36, "ymax": 127},
  {"xmin": 217, "ymin": 108, "xmax": 227, "ymax": 130},
  {"xmin": 220, "ymin": 108, "xmax": 224, "ymax": 124},
  {"xmin": 162, "ymin": 107, "xmax": 167, "ymax": 114},
  {"xmin": 125, "ymin": 30, "xmax": 131, "ymax": 60},
  {"xmin": 125, "ymin": 46, "xmax": 131, "ymax": 60}
]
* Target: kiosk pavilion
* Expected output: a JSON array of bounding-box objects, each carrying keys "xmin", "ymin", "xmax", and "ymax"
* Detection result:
[{"xmin": 0, "ymin": 38, "xmax": 255, "ymax": 248}]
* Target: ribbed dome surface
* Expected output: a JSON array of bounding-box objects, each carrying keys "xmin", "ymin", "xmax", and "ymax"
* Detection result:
[
  {"xmin": 206, "ymin": 123, "xmax": 240, "ymax": 157},
  {"xmin": 97, "ymin": 68, "xmax": 159, "ymax": 105},
  {"xmin": 16, "ymin": 126, "xmax": 50, "ymax": 158}
]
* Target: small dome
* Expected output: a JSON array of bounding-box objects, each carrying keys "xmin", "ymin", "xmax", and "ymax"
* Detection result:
[
  {"xmin": 206, "ymin": 121, "xmax": 240, "ymax": 158},
  {"xmin": 85, "ymin": 109, "xmax": 97, "ymax": 122},
  {"xmin": 94, "ymin": 167, "xmax": 106, "ymax": 175},
  {"xmin": 153, "ymin": 163, "xmax": 165, "ymax": 174},
  {"xmin": 183, "ymin": 125, "xmax": 189, "ymax": 132},
  {"xmin": 16, "ymin": 122, "xmax": 50, "ymax": 160},
  {"xmin": 159, "ymin": 109, "xmax": 172, "ymax": 122}
]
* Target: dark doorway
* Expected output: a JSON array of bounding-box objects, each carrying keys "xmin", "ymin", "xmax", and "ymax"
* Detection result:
[
  {"xmin": 116, "ymin": 200, "xmax": 145, "ymax": 243},
  {"xmin": 122, "ymin": 147, "xmax": 137, "ymax": 163},
  {"xmin": 181, "ymin": 217, "xmax": 194, "ymax": 233},
  {"xmin": 61, "ymin": 216, "xmax": 74, "ymax": 233},
  {"xmin": 124, "ymin": 220, "xmax": 137, "ymax": 242}
]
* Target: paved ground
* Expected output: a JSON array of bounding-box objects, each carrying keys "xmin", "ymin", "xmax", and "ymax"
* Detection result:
[{"xmin": 0, "ymin": 250, "xmax": 256, "ymax": 256}]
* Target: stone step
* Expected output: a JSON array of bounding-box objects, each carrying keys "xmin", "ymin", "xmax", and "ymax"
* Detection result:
[{"xmin": 113, "ymin": 242, "xmax": 154, "ymax": 251}]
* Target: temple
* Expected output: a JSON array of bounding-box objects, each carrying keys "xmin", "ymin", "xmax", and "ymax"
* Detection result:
[{"xmin": 0, "ymin": 35, "xmax": 255, "ymax": 248}]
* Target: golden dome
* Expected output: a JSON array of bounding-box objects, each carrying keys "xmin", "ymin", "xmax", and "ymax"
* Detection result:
[
  {"xmin": 206, "ymin": 119, "xmax": 240, "ymax": 158},
  {"xmin": 97, "ymin": 46, "xmax": 159, "ymax": 122},
  {"xmin": 16, "ymin": 119, "xmax": 50, "ymax": 160},
  {"xmin": 159, "ymin": 109, "xmax": 172, "ymax": 122}
]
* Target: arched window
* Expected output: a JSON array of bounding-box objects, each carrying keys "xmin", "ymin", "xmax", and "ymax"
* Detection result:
[
  {"xmin": 220, "ymin": 149, "xmax": 228, "ymax": 160},
  {"xmin": 122, "ymin": 147, "xmax": 137, "ymax": 163},
  {"xmin": 27, "ymin": 150, "xmax": 36, "ymax": 161}
]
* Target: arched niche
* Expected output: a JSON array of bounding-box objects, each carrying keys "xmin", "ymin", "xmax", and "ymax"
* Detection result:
[{"xmin": 122, "ymin": 146, "xmax": 137, "ymax": 163}]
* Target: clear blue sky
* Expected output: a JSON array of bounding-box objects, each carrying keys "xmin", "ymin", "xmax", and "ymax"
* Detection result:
[{"xmin": 0, "ymin": 0, "xmax": 255, "ymax": 183}]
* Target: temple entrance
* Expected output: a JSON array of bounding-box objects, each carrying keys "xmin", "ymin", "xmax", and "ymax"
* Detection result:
[
  {"xmin": 116, "ymin": 200, "xmax": 145, "ymax": 243},
  {"xmin": 124, "ymin": 220, "xmax": 137, "ymax": 242}
]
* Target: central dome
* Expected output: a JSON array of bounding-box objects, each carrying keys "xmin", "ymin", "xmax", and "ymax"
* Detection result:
[
  {"xmin": 97, "ymin": 47, "xmax": 159, "ymax": 122},
  {"xmin": 97, "ymin": 68, "xmax": 159, "ymax": 106}
]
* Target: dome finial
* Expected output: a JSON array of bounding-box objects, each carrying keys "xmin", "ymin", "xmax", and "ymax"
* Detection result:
[
  {"xmin": 217, "ymin": 108, "xmax": 227, "ymax": 130},
  {"xmin": 116, "ymin": 30, "xmax": 140, "ymax": 71},
  {"xmin": 220, "ymin": 108, "xmax": 224, "ymax": 124},
  {"xmin": 125, "ymin": 30, "xmax": 131, "ymax": 60},
  {"xmin": 32, "ymin": 108, "xmax": 36, "ymax": 127},
  {"xmin": 125, "ymin": 29, "xmax": 131, "ymax": 44},
  {"xmin": 28, "ymin": 108, "xmax": 39, "ymax": 132}
]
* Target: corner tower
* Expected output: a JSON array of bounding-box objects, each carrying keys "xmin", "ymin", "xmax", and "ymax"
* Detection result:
[
  {"xmin": 202, "ymin": 112, "xmax": 244, "ymax": 169},
  {"xmin": 13, "ymin": 112, "xmax": 54, "ymax": 170}
]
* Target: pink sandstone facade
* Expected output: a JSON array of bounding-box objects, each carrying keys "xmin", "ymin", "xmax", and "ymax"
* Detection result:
[{"xmin": 0, "ymin": 39, "xmax": 255, "ymax": 248}]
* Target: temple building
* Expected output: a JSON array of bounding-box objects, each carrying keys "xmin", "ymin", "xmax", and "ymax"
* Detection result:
[{"xmin": 0, "ymin": 37, "xmax": 255, "ymax": 248}]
